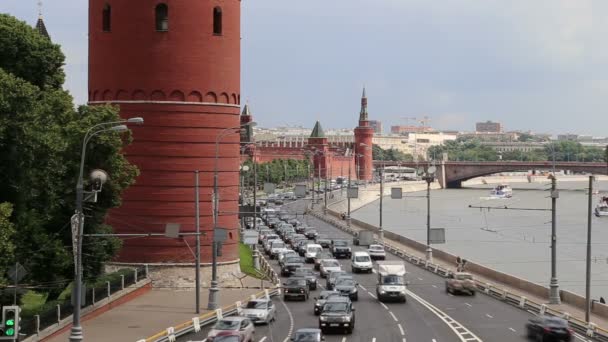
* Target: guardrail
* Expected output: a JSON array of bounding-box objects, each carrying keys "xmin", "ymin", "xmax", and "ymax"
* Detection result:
[{"xmin": 309, "ymin": 210, "xmax": 608, "ymax": 341}]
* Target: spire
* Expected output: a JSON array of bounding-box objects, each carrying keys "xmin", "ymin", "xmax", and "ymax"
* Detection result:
[
  {"xmin": 241, "ymin": 103, "xmax": 251, "ymax": 116},
  {"xmin": 35, "ymin": 1, "xmax": 50, "ymax": 39},
  {"xmin": 310, "ymin": 121, "xmax": 325, "ymax": 138},
  {"xmin": 359, "ymin": 87, "xmax": 368, "ymax": 122}
]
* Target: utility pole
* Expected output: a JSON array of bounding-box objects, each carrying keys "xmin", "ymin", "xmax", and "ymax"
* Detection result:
[
  {"xmin": 585, "ymin": 175, "xmax": 594, "ymax": 323},
  {"xmin": 309, "ymin": 163, "xmax": 314, "ymax": 208},
  {"xmin": 324, "ymin": 167, "xmax": 328, "ymax": 215},
  {"xmin": 347, "ymin": 161, "xmax": 352, "ymax": 226},
  {"xmin": 549, "ymin": 175, "xmax": 560, "ymax": 304},
  {"xmin": 194, "ymin": 170, "xmax": 201, "ymax": 314},
  {"xmin": 252, "ymin": 162, "xmax": 259, "ymax": 269},
  {"xmin": 209, "ymin": 168, "xmax": 219, "ymax": 310},
  {"xmin": 318, "ymin": 165, "xmax": 322, "ymax": 204},
  {"xmin": 379, "ymin": 168, "xmax": 384, "ymax": 241}
]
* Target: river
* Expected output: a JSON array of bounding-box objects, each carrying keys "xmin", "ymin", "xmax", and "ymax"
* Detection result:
[{"xmin": 351, "ymin": 178, "xmax": 608, "ymax": 299}]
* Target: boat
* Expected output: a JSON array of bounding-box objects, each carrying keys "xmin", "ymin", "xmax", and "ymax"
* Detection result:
[
  {"xmin": 490, "ymin": 184, "xmax": 513, "ymax": 198},
  {"xmin": 596, "ymin": 197, "xmax": 608, "ymax": 217}
]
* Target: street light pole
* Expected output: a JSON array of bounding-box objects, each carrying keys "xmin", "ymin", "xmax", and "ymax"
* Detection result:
[
  {"xmin": 585, "ymin": 175, "xmax": 594, "ymax": 323},
  {"xmin": 69, "ymin": 118, "xmax": 142, "ymax": 342},
  {"xmin": 549, "ymin": 175, "xmax": 561, "ymax": 304},
  {"xmin": 379, "ymin": 168, "xmax": 384, "ymax": 241},
  {"xmin": 252, "ymin": 161, "xmax": 260, "ymax": 269},
  {"xmin": 194, "ymin": 170, "xmax": 201, "ymax": 314}
]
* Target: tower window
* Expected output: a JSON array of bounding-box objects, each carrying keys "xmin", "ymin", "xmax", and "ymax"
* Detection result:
[
  {"xmin": 102, "ymin": 4, "xmax": 111, "ymax": 32},
  {"xmin": 156, "ymin": 3, "xmax": 169, "ymax": 32},
  {"xmin": 213, "ymin": 7, "xmax": 222, "ymax": 35}
]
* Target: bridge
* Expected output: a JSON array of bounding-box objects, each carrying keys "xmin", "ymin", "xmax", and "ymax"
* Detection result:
[{"xmin": 374, "ymin": 161, "xmax": 608, "ymax": 188}]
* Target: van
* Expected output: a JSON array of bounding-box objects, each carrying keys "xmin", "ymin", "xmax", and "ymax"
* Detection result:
[{"xmin": 351, "ymin": 251, "xmax": 373, "ymax": 273}]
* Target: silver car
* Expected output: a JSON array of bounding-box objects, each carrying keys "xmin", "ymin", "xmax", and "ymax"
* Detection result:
[
  {"xmin": 240, "ymin": 298, "xmax": 276, "ymax": 324},
  {"xmin": 207, "ymin": 317, "xmax": 255, "ymax": 342},
  {"xmin": 319, "ymin": 259, "xmax": 342, "ymax": 278}
]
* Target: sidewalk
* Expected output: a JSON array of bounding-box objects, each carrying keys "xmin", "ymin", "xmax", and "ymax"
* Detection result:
[
  {"xmin": 46, "ymin": 276, "xmax": 272, "ymax": 342},
  {"xmin": 315, "ymin": 205, "xmax": 608, "ymax": 330}
]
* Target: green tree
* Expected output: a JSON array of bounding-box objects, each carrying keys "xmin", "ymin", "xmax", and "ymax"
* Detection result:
[
  {"xmin": 0, "ymin": 14, "xmax": 138, "ymax": 296},
  {"xmin": 0, "ymin": 203, "xmax": 15, "ymax": 286},
  {"xmin": 372, "ymin": 145, "xmax": 413, "ymax": 161}
]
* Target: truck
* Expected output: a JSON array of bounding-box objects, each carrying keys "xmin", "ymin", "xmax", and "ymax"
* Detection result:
[
  {"xmin": 375, "ymin": 261, "xmax": 407, "ymax": 303},
  {"xmin": 353, "ymin": 231, "xmax": 373, "ymax": 246}
]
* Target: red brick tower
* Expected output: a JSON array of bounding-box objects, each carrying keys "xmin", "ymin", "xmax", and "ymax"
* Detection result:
[
  {"xmin": 354, "ymin": 88, "xmax": 374, "ymax": 180},
  {"xmin": 89, "ymin": 0, "xmax": 241, "ymax": 264},
  {"xmin": 308, "ymin": 121, "xmax": 329, "ymax": 178}
]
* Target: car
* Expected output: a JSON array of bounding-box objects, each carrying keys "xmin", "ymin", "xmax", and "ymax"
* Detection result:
[
  {"xmin": 269, "ymin": 241, "xmax": 289, "ymax": 259},
  {"xmin": 293, "ymin": 267, "xmax": 318, "ymax": 290},
  {"xmin": 313, "ymin": 290, "xmax": 342, "ymax": 315},
  {"xmin": 304, "ymin": 228, "xmax": 319, "ymax": 240},
  {"xmin": 315, "ymin": 234, "xmax": 332, "ymax": 248},
  {"xmin": 525, "ymin": 316, "xmax": 572, "ymax": 342},
  {"xmin": 331, "ymin": 239, "xmax": 351, "ymax": 259},
  {"xmin": 207, "ymin": 317, "xmax": 255, "ymax": 342},
  {"xmin": 281, "ymin": 256, "xmax": 305, "ymax": 276},
  {"xmin": 326, "ymin": 271, "xmax": 348, "ymax": 290},
  {"xmin": 208, "ymin": 331, "xmax": 242, "ymax": 342},
  {"xmin": 240, "ymin": 298, "xmax": 276, "ymax": 325},
  {"xmin": 283, "ymin": 277, "xmax": 310, "ymax": 301},
  {"xmin": 305, "ymin": 244, "xmax": 324, "ymax": 263},
  {"xmin": 291, "ymin": 328, "xmax": 325, "ymax": 342},
  {"xmin": 318, "ymin": 296, "xmax": 355, "ymax": 334},
  {"xmin": 351, "ymin": 251, "xmax": 373, "ymax": 273},
  {"xmin": 367, "ymin": 244, "xmax": 386, "ymax": 260},
  {"xmin": 319, "ymin": 259, "xmax": 342, "ymax": 278},
  {"xmin": 296, "ymin": 240, "xmax": 312, "ymax": 256},
  {"xmin": 313, "ymin": 251, "xmax": 334, "ymax": 271},
  {"xmin": 445, "ymin": 272, "xmax": 476, "ymax": 296},
  {"xmin": 278, "ymin": 250, "xmax": 299, "ymax": 268},
  {"xmin": 334, "ymin": 277, "xmax": 358, "ymax": 301},
  {"xmin": 263, "ymin": 234, "xmax": 280, "ymax": 253}
]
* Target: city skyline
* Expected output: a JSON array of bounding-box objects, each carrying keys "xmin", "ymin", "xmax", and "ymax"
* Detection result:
[{"xmin": 2, "ymin": 0, "xmax": 608, "ymax": 135}]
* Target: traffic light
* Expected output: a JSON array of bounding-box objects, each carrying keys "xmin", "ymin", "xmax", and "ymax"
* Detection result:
[{"xmin": 0, "ymin": 306, "xmax": 20, "ymax": 340}]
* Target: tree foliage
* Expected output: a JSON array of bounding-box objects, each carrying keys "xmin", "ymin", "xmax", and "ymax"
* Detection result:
[
  {"xmin": 372, "ymin": 145, "xmax": 414, "ymax": 161},
  {"xmin": 0, "ymin": 14, "xmax": 138, "ymax": 297},
  {"xmin": 242, "ymin": 159, "xmax": 311, "ymax": 187}
]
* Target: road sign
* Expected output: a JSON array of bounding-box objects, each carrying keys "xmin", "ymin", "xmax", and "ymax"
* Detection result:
[
  {"xmin": 165, "ymin": 223, "xmax": 181, "ymax": 238},
  {"xmin": 430, "ymin": 228, "xmax": 446, "ymax": 244},
  {"xmin": 347, "ymin": 186, "xmax": 359, "ymax": 199},
  {"xmin": 391, "ymin": 188, "xmax": 403, "ymax": 199},
  {"xmin": 264, "ymin": 183, "xmax": 276, "ymax": 194},
  {"xmin": 7, "ymin": 263, "xmax": 26, "ymax": 283},
  {"xmin": 214, "ymin": 228, "xmax": 228, "ymax": 243},
  {"xmin": 242, "ymin": 230, "xmax": 259, "ymax": 245}
]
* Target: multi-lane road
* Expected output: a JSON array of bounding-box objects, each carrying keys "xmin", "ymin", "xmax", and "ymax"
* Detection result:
[{"xmin": 180, "ymin": 198, "xmax": 596, "ymax": 342}]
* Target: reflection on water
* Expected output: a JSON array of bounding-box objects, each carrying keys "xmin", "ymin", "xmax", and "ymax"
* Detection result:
[{"xmin": 352, "ymin": 180, "xmax": 608, "ymax": 298}]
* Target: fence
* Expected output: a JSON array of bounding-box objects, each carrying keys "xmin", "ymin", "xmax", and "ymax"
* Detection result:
[
  {"xmin": 21, "ymin": 266, "xmax": 147, "ymax": 339},
  {"xmin": 310, "ymin": 210, "xmax": 608, "ymax": 341}
]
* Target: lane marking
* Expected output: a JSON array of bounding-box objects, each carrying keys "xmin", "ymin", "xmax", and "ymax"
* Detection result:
[
  {"xmin": 341, "ymin": 338, "xmax": 347, "ymax": 342},
  {"xmin": 406, "ymin": 290, "xmax": 483, "ymax": 342},
  {"xmin": 465, "ymin": 303, "xmax": 472, "ymax": 308},
  {"xmin": 372, "ymin": 338, "xmax": 376, "ymax": 342},
  {"xmin": 381, "ymin": 303, "xmax": 389, "ymax": 310},
  {"xmin": 432, "ymin": 285, "xmax": 437, "ymax": 288},
  {"xmin": 417, "ymin": 277, "xmax": 423, "ymax": 281},
  {"xmin": 280, "ymin": 298, "xmax": 295, "ymax": 342},
  {"xmin": 485, "ymin": 314, "xmax": 493, "ymax": 319},
  {"xmin": 359, "ymin": 284, "xmax": 367, "ymax": 291},
  {"xmin": 432, "ymin": 339, "xmax": 437, "ymax": 342},
  {"xmin": 368, "ymin": 292, "xmax": 377, "ymax": 299},
  {"xmin": 398, "ymin": 323, "xmax": 405, "ymax": 335},
  {"xmin": 389, "ymin": 311, "xmax": 398, "ymax": 322},
  {"xmin": 402, "ymin": 339, "xmax": 406, "ymax": 342},
  {"xmin": 259, "ymin": 337, "xmax": 267, "ymax": 342},
  {"xmin": 508, "ymin": 328, "xmax": 516, "ymax": 333}
]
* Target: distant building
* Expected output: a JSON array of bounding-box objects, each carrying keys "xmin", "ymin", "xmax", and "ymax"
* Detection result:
[
  {"xmin": 459, "ymin": 132, "xmax": 518, "ymax": 142},
  {"xmin": 369, "ymin": 120, "xmax": 383, "ymax": 134},
  {"xmin": 390, "ymin": 125, "xmax": 434, "ymax": 135},
  {"xmin": 476, "ymin": 121, "xmax": 503, "ymax": 133},
  {"xmin": 557, "ymin": 134, "xmax": 579, "ymax": 141}
]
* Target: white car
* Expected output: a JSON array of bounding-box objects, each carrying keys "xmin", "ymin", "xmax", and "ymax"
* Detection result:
[
  {"xmin": 240, "ymin": 298, "xmax": 276, "ymax": 324},
  {"xmin": 304, "ymin": 244, "xmax": 323, "ymax": 263},
  {"xmin": 367, "ymin": 244, "xmax": 386, "ymax": 260},
  {"xmin": 207, "ymin": 316, "xmax": 255, "ymax": 341},
  {"xmin": 319, "ymin": 259, "xmax": 342, "ymax": 278},
  {"xmin": 269, "ymin": 241, "xmax": 289, "ymax": 259},
  {"xmin": 351, "ymin": 251, "xmax": 373, "ymax": 273}
]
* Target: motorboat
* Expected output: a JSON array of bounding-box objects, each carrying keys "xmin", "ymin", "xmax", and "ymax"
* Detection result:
[
  {"xmin": 490, "ymin": 184, "xmax": 513, "ymax": 198},
  {"xmin": 596, "ymin": 197, "xmax": 608, "ymax": 217}
]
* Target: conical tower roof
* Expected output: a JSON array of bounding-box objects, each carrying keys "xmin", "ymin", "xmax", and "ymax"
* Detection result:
[
  {"xmin": 310, "ymin": 121, "xmax": 325, "ymax": 138},
  {"xmin": 241, "ymin": 103, "xmax": 251, "ymax": 116}
]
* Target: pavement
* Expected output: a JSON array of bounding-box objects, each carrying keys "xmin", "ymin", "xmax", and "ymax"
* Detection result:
[{"xmin": 46, "ymin": 276, "xmax": 272, "ymax": 342}]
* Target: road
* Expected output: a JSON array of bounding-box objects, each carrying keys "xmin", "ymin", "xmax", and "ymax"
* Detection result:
[{"xmin": 179, "ymin": 197, "xmax": 597, "ymax": 342}]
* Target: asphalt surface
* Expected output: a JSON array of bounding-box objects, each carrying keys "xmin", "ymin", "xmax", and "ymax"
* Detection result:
[{"xmin": 179, "ymin": 197, "xmax": 598, "ymax": 342}]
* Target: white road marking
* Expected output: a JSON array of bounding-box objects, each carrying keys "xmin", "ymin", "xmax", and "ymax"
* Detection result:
[
  {"xmin": 485, "ymin": 314, "xmax": 493, "ymax": 319},
  {"xmin": 381, "ymin": 302, "xmax": 389, "ymax": 310},
  {"xmin": 402, "ymin": 338, "xmax": 406, "ymax": 342},
  {"xmin": 368, "ymin": 292, "xmax": 377, "ymax": 299},
  {"xmin": 372, "ymin": 269, "xmax": 377, "ymax": 273},
  {"xmin": 359, "ymin": 284, "xmax": 367, "ymax": 291},
  {"xmin": 432, "ymin": 339, "xmax": 437, "ymax": 342},
  {"xmin": 398, "ymin": 323, "xmax": 405, "ymax": 335},
  {"xmin": 259, "ymin": 337, "xmax": 267, "ymax": 342},
  {"xmin": 447, "ymin": 293, "xmax": 454, "ymax": 297},
  {"xmin": 432, "ymin": 285, "xmax": 437, "ymax": 288},
  {"xmin": 465, "ymin": 303, "xmax": 472, "ymax": 307},
  {"xmin": 372, "ymin": 338, "xmax": 376, "ymax": 342},
  {"xmin": 418, "ymin": 277, "xmax": 423, "ymax": 281},
  {"xmin": 508, "ymin": 328, "xmax": 516, "ymax": 333},
  {"xmin": 280, "ymin": 298, "xmax": 295, "ymax": 342},
  {"xmin": 341, "ymin": 338, "xmax": 347, "ymax": 342},
  {"xmin": 389, "ymin": 311, "xmax": 398, "ymax": 321}
]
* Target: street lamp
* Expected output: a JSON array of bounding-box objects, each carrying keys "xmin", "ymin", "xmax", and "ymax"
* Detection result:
[
  {"xmin": 69, "ymin": 117, "xmax": 143, "ymax": 342},
  {"xmin": 209, "ymin": 121, "xmax": 257, "ymax": 310},
  {"xmin": 420, "ymin": 164, "xmax": 437, "ymax": 262}
]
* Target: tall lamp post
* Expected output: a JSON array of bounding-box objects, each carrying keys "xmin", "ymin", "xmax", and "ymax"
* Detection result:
[
  {"xmin": 210, "ymin": 121, "xmax": 256, "ymax": 310},
  {"xmin": 70, "ymin": 117, "xmax": 143, "ymax": 342},
  {"xmin": 421, "ymin": 164, "xmax": 437, "ymax": 262}
]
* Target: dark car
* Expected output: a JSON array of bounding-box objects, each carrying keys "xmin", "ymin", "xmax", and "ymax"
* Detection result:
[
  {"xmin": 291, "ymin": 328, "xmax": 325, "ymax": 342},
  {"xmin": 281, "ymin": 256, "xmax": 305, "ymax": 276},
  {"xmin": 313, "ymin": 290, "xmax": 341, "ymax": 315},
  {"xmin": 331, "ymin": 239, "xmax": 352, "ymax": 259},
  {"xmin": 313, "ymin": 251, "xmax": 333, "ymax": 271},
  {"xmin": 334, "ymin": 277, "xmax": 358, "ymax": 301},
  {"xmin": 318, "ymin": 297, "xmax": 355, "ymax": 334},
  {"xmin": 526, "ymin": 316, "xmax": 572, "ymax": 342},
  {"xmin": 283, "ymin": 277, "xmax": 310, "ymax": 301},
  {"xmin": 305, "ymin": 228, "xmax": 319, "ymax": 240},
  {"xmin": 315, "ymin": 234, "xmax": 332, "ymax": 248},
  {"xmin": 326, "ymin": 271, "xmax": 348, "ymax": 290},
  {"xmin": 293, "ymin": 267, "xmax": 318, "ymax": 290}
]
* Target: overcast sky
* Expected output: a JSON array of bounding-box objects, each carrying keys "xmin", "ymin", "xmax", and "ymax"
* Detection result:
[{"xmin": 2, "ymin": 0, "xmax": 608, "ymax": 135}]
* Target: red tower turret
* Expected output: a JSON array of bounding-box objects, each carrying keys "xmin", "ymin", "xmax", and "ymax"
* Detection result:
[
  {"xmin": 89, "ymin": 0, "xmax": 241, "ymax": 264},
  {"xmin": 354, "ymin": 88, "xmax": 374, "ymax": 181}
]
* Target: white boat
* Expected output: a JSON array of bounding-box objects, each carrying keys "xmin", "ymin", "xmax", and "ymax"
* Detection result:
[
  {"xmin": 490, "ymin": 184, "xmax": 513, "ymax": 198},
  {"xmin": 596, "ymin": 197, "xmax": 608, "ymax": 217}
]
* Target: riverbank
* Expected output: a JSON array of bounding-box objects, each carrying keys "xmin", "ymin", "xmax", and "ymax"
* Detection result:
[{"xmin": 464, "ymin": 174, "xmax": 608, "ymax": 187}]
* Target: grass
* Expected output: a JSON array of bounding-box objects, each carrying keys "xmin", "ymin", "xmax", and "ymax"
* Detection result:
[
  {"xmin": 20, "ymin": 291, "xmax": 48, "ymax": 312},
  {"xmin": 239, "ymin": 243, "xmax": 264, "ymax": 279}
]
